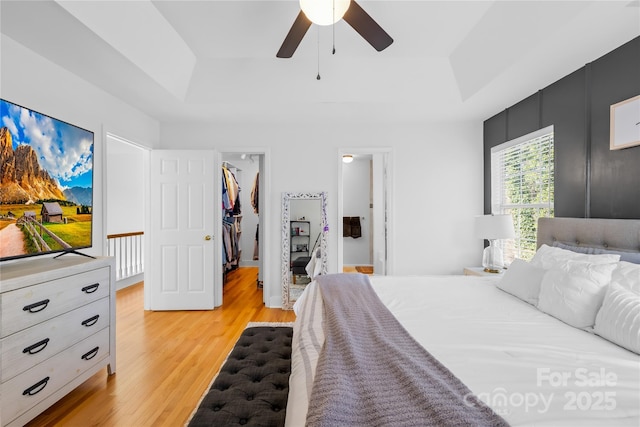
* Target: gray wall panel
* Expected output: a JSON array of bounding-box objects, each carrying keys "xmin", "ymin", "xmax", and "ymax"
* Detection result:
[
  {"xmin": 541, "ymin": 68, "xmax": 587, "ymax": 218},
  {"xmin": 506, "ymin": 93, "xmax": 540, "ymax": 141},
  {"xmin": 483, "ymin": 110, "xmax": 507, "ymax": 213},
  {"xmin": 589, "ymin": 38, "xmax": 640, "ymax": 219}
]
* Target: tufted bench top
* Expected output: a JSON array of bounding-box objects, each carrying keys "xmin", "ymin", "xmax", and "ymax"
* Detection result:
[{"xmin": 188, "ymin": 326, "xmax": 293, "ymax": 426}]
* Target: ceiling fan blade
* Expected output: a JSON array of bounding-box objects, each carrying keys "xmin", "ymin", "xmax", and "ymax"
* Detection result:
[
  {"xmin": 343, "ymin": 0, "xmax": 393, "ymax": 52},
  {"xmin": 277, "ymin": 11, "xmax": 312, "ymax": 58}
]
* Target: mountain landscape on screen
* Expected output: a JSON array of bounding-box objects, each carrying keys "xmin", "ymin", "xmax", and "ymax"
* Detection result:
[
  {"xmin": 0, "ymin": 99, "xmax": 94, "ymax": 260},
  {"xmin": 0, "ymin": 128, "xmax": 66, "ymax": 202}
]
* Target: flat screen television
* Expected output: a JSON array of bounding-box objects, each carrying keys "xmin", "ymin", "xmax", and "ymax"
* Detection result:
[{"xmin": 0, "ymin": 98, "xmax": 94, "ymax": 261}]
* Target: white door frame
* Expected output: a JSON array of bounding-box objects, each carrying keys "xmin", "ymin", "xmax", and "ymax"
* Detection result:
[
  {"xmin": 337, "ymin": 147, "xmax": 394, "ymax": 275},
  {"xmin": 215, "ymin": 148, "xmax": 271, "ymax": 307}
]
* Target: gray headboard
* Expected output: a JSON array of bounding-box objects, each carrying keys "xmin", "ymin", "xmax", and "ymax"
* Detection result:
[{"xmin": 537, "ymin": 217, "xmax": 640, "ymax": 253}]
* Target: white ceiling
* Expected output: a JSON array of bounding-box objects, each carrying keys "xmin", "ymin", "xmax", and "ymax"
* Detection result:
[{"xmin": 1, "ymin": 0, "xmax": 638, "ymax": 125}]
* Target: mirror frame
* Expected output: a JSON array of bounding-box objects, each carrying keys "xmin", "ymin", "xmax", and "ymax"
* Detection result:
[{"xmin": 281, "ymin": 191, "xmax": 328, "ymax": 310}]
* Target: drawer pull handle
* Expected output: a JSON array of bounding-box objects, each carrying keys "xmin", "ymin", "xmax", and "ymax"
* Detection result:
[
  {"xmin": 81, "ymin": 315, "xmax": 100, "ymax": 327},
  {"xmin": 23, "ymin": 338, "xmax": 50, "ymax": 355},
  {"xmin": 23, "ymin": 299, "xmax": 50, "ymax": 313},
  {"xmin": 23, "ymin": 377, "xmax": 50, "ymax": 396},
  {"xmin": 82, "ymin": 346, "xmax": 100, "ymax": 361},
  {"xmin": 82, "ymin": 283, "xmax": 100, "ymax": 294}
]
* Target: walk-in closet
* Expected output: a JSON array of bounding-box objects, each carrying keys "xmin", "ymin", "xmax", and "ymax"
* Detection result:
[{"xmin": 221, "ymin": 153, "xmax": 264, "ymax": 288}]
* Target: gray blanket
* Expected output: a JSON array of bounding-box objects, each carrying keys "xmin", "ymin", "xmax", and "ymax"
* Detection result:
[{"xmin": 306, "ymin": 273, "xmax": 510, "ymax": 427}]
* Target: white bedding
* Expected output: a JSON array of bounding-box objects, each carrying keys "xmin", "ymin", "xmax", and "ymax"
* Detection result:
[{"xmin": 286, "ymin": 274, "xmax": 640, "ymax": 426}]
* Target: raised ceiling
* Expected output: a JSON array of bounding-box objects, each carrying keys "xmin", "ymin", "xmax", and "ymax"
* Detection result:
[{"xmin": 1, "ymin": 0, "xmax": 638, "ymax": 125}]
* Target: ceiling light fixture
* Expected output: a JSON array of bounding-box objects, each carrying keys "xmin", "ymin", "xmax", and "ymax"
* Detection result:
[
  {"xmin": 300, "ymin": 0, "xmax": 351, "ymax": 26},
  {"xmin": 342, "ymin": 154, "xmax": 354, "ymax": 163}
]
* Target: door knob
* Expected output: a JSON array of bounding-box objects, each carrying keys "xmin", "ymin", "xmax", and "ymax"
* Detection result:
[{"xmin": 204, "ymin": 235, "xmax": 212, "ymax": 241}]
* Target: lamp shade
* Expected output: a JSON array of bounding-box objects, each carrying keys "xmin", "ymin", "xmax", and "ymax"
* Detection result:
[{"xmin": 475, "ymin": 214, "xmax": 516, "ymax": 240}]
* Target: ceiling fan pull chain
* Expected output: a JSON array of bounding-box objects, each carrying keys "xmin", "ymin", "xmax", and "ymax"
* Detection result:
[
  {"xmin": 317, "ymin": 26, "xmax": 321, "ymax": 80},
  {"xmin": 332, "ymin": 0, "xmax": 336, "ymax": 55}
]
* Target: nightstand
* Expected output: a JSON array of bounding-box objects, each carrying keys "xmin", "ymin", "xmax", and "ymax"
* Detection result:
[{"xmin": 463, "ymin": 267, "xmax": 505, "ymax": 277}]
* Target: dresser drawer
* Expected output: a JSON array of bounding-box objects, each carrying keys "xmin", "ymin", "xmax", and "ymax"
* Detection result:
[
  {"xmin": 1, "ymin": 297, "xmax": 110, "ymax": 383},
  {"xmin": 1, "ymin": 327, "xmax": 110, "ymax": 425},
  {"xmin": 0, "ymin": 267, "xmax": 110, "ymax": 337}
]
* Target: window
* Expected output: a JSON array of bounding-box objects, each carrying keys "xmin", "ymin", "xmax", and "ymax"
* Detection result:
[{"xmin": 491, "ymin": 126, "xmax": 554, "ymax": 262}]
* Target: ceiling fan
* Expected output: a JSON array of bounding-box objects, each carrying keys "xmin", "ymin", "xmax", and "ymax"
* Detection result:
[{"xmin": 276, "ymin": 0, "xmax": 393, "ymax": 58}]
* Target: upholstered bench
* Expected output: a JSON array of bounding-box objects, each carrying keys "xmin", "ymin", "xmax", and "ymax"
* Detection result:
[{"xmin": 188, "ymin": 326, "xmax": 293, "ymax": 426}]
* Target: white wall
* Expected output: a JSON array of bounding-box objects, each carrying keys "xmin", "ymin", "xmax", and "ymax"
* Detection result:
[
  {"xmin": 393, "ymin": 123, "xmax": 485, "ymax": 275},
  {"xmin": 160, "ymin": 120, "xmax": 486, "ymax": 307},
  {"xmin": 106, "ymin": 135, "xmax": 146, "ymax": 235},
  {"xmin": 1, "ymin": 35, "xmax": 160, "ymax": 258},
  {"xmin": 343, "ymin": 158, "xmax": 371, "ymax": 266}
]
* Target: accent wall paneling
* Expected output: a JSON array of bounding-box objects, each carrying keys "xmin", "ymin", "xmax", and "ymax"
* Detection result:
[
  {"xmin": 541, "ymin": 67, "xmax": 588, "ymax": 219},
  {"xmin": 482, "ymin": 111, "xmax": 507, "ymax": 215},
  {"xmin": 483, "ymin": 36, "xmax": 640, "ymax": 219},
  {"xmin": 506, "ymin": 93, "xmax": 540, "ymax": 141},
  {"xmin": 589, "ymin": 40, "xmax": 640, "ymax": 218}
]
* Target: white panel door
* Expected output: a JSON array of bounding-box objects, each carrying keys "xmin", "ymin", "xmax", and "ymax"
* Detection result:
[{"xmin": 149, "ymin": 150, "xmax": 215, "ymax": 310}]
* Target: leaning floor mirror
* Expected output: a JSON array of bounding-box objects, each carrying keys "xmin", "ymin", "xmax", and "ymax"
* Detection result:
[{"xmin": 281, "ymin": 192, "xmax": 328, "ymax": 310}]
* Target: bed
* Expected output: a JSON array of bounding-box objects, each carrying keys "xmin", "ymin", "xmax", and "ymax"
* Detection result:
[{"xmin": 286, "ymin": 218, "xmax": 640, "ymax": 426}]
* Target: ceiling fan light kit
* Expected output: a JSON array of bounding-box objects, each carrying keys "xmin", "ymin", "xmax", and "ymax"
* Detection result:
[
  {"xmin": 276, "ymin": 0, "xmax": 393, "ymax": 58},
  {"xmin": 300, "ymin": 0, "xmax": 351, "ymax": 26}
]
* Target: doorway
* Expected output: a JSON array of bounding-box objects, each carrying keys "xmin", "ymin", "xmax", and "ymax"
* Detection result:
[
  {"xmin": 105, "ymin": 133, "xmax": 148, "ymax": 290},
  {"xmin": 338, "ymin": 149, "xmax": 392, "ymax": 275},
  {"xmin": 216, "ymin": 150, "xmax": 269, "ymax": 306}
]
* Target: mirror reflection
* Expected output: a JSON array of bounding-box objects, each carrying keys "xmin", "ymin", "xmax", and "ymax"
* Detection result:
[{"xmin": 282, "ymin": 192, "xmax": 327, "ymax": 310}]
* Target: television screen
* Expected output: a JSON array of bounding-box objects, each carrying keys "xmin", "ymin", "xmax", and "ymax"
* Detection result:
[{"xmin": 0, "ymin": 98, "xmax": 94, "ymax": 261}]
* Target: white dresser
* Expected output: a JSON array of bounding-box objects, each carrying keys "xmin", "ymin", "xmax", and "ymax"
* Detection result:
[{"xmin": 0, "ymin": 256, "xmax": 116, "ymax": 427}]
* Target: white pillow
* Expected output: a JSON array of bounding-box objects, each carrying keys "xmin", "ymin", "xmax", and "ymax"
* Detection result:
[
  {"xmin": 610, "ymin": 261, "xmax": 640, "ymax": 293},
  {"xmin": 531, "ymin": 244, "xmax": 620, "ymax": 270},
  {"xmin": 594, "ymin": 282, "xmax": 640, "ymax": 354},
  {"xmin": 537, "ymin": 260, "xmax": 617, "ymax": 328},
  {"xmin": 496, "ymin": 259, "xmax": 546, "ymax": 305}
]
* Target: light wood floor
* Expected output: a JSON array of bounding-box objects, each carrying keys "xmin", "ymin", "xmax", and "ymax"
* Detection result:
[
  {"xmin": 25, "ymin": 267, "xmax": 295, "ymax": 427},
  {"xmin": 343, "ymin": 265, "xmax": 374, "ymax": 274}
]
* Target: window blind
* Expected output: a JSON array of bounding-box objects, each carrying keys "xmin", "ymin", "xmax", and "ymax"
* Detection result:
[{"xmin": 491, "ymin": 126, "xmax": 554, "ymax": 261}]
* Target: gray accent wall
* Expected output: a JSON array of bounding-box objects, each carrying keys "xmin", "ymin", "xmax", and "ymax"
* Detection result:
[{"xmin": 483, "ymin": 36, "xmax": 640, "ymax": 219}]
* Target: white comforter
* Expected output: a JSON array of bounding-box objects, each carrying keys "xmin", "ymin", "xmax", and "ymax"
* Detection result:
[{"xmin": 286, "ymin": 275, "xmax": 640, "ymax": 426}]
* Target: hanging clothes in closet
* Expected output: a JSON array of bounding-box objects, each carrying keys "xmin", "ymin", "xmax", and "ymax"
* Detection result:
[
  {"xmin": 251, "ymin": 172, "xmax": 259, "ymax": 260},
  {"xmin": 222, "ymin": 164, "xmax": 242, "ymax": 279}
]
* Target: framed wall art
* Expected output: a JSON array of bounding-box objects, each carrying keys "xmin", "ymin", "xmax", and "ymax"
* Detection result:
[{"xmin": 610, "ymin": 94, "xmax": 640, "ymax": 150}]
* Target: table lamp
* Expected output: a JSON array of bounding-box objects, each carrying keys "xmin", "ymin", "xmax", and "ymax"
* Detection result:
[{"xmin": 475, "ymin": 214, "xmax": 516, "ymax": 273}]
